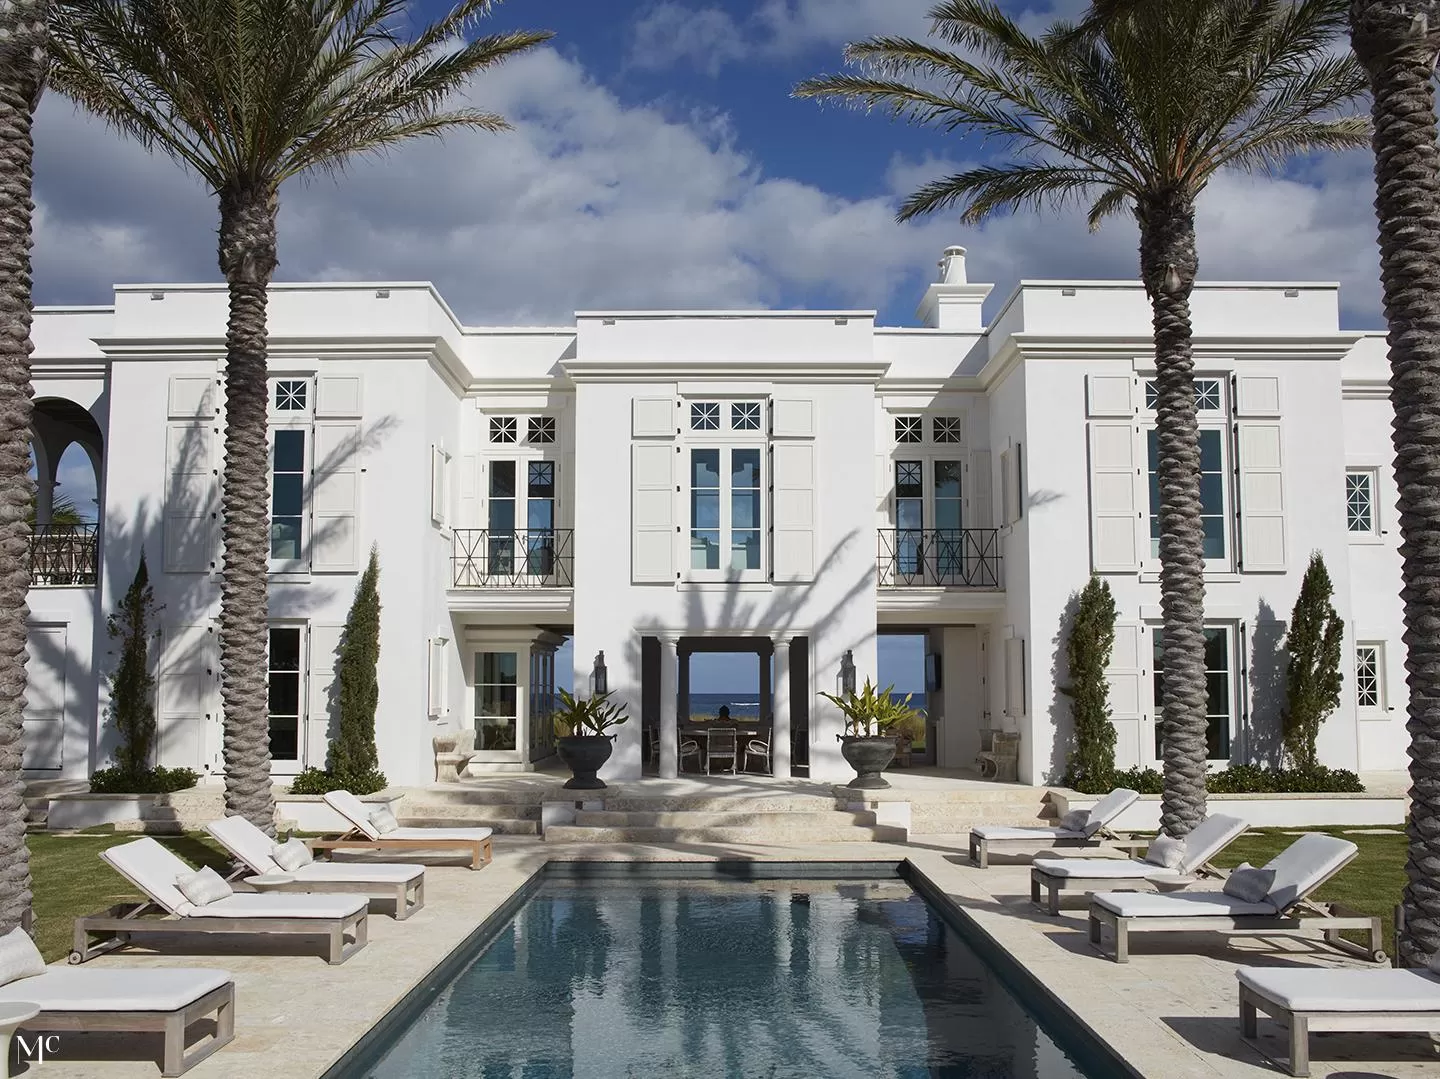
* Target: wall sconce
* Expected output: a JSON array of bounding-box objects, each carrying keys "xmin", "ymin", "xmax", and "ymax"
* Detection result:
[
  {"xmin": 592, "ymin": 651, "xmax": 608, "ymax": 696},
  {"xmin": 839, "ymin": 649, "xmax": 856, "ymax": 697}
]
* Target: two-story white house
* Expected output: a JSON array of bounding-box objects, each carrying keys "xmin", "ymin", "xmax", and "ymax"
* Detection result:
[{"xmin": 23, "ymin": 246, "xmax": 1406, "ymax": 788}]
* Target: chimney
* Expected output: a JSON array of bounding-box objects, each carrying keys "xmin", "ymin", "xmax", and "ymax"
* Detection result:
[{"xmin": 917, "ymin": 244, "xmax": 993, "ymax": 331}]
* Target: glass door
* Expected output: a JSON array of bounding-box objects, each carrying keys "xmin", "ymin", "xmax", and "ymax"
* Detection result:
[
  {"xmin": 475, "ymin": 651, "xmax": 519, "ymax": 751},
  {"xmin": 487, "ymin": 460, "xmax": 558, "ymax": 583},
  {"xmin": 268, "ymin": 627, "xmax": 304, "ymax": 772},
  {"xmin": 529, "ymin": 648, "xmax": 556, "ymax": 761},
  {"xmin": 1151, "ymin": 626, "xmax": 1235, "ymax": 762},
  {"xmin": 895, "ymin": 460, "xmax": 924, "ymax": 577}
]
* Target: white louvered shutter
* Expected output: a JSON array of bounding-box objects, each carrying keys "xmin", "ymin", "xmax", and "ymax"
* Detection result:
[
  {"xmin": 632, "ymin": 444, "xmax": 675, "ymax": 583},
  {"xmin": 1004, "ymin": 637, "xmax": 1026, "ymax": 719},
  {"xmin": 164, "ymin": 375, "xmax": 218, "ymax": 573},
  {"xmin": 156, "ymin": 622, "xmax": 215, "ymax": 772},
  {"xmin": 1088, "ymin": 423, "xmax": 1140, "ymax": 572},
  {"xmin": 306, "ymin": 623, "xmax": 344, "ymax": 767},
  {"xmin": 1234, "ymin": 375, "xmax": 1286, "ymax": 572},
  {"xmin": 1105, "ymin": 623, "xmax": 1145, "ymax": 768},
  {"xmin": 311, "ymin": 421, "xmax": 360, "ymax": 572},
  {"xmin": 23, "ymin": 625, "xmax": 66, "ymax": 768},
  {"xmin": 772, "ymin": 442, "xmax": 816, "ymax": 582}
]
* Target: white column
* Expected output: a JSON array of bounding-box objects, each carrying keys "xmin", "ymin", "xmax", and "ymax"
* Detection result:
[
  {"xmin": 771, "ymin": 634, "xmax": 792, "ymax": 779},
  {"xmin": 659, "ymin": 634, "xmax": 680, "ymax": 779}
]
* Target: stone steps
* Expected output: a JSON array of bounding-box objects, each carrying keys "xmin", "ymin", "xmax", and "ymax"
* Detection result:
[
  {"xmin": 399, "ymin": 799, "xmax": 543, "ymax": 836},
  {"xmin": 545, "ymin": 823, "xmax": 905, "ymax": 845},
  {"xmin": 572, "ymin": 809, "xmax": 880, "ymax": 830}
]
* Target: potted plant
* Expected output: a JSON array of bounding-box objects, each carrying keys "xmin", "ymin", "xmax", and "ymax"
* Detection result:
[
  {"xmin": 553, "ymin": 689, "xmax": 629, "ymax": 790},
  {"xmin": 820, "ymin": 679, "xmax": 926, "ymax": 789}
]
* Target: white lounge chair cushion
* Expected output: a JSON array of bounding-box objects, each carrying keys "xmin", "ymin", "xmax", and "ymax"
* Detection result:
[
  {"xmin": 0, "ymin": 968, "xmax": 233, "ymax": 1012},
  {"xmin": 1058, "ymin": 809, "xmax": 1088, "ymax": 831},
  {"xmin": 1082, "ymin": 788, "xmax": 1141, "ymax": 837},
  {"xmin": 0, "ymin": 927, "xmax": 45, "ymax": 987},
  {"xmin": 1092, "ymin": 889, "xmax": 1278, "ymax": 918},
  {"xmin": 175, "ymin": 866, "xmax": 233, "ymax": 908},
  {"xmin": 1176, "ymin": 815, "xmax": 1249, "ymax": 873},
  {"xmin": 290, "ymin": 863, "xmax": 423, "ymax": 885},
  {"xmin": 1261, "ymin": 833, "xmax": 1357, "ymax": 912},
  {"xmin": 194, "ymin": 893, "xmax": 367, "ymax": 919},
  {"xmin": 386, "ymin": 826, "xmax": 493, "ymax": 842},
  {"xmin": 205, "ymin": 816, "xmax": 282, "ymax": 875},
  {"xmin": 272, "ymin": 837, "xmax": 314, "ymax": 871},
  {"xmin": 369, "ymin": 807, "xmax": 399, "ymax": 834},
  {"xmin": 972, "ymin": 825, "xmax": 1085, "ymax": 842},
  {"xmin": 1144, "ymin": 835, "xmax": 1186, "ymax": 868},
  {"xmin": 1223, "ymin": 863, "xmax": 1277, "ymax": 904},
  {"xmin": 323, "ymin": 791, "xmax": 383, "ymax": 839},
  {"xmin": 103, "ymin": 837, "xmax": 211, "ymax": 916},
  {"xmin": 1033, "ymin": 858, "xmax": 1156, "ymax": 880},
  {"xmin": 1237, "ymin": 966, "xmax": 1440, "ymax": 1012}
]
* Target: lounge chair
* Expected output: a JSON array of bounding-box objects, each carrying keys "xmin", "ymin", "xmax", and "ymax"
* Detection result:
[
  {"xmin": 1236, "ymin": 964, "xmax": 1440, "ymax": 1077},
  {"xmin": 313, "ymin": 791, "xmax": 492, "ymax": 870},
  {"xmin": 969, "ymin": 788, "xmax": 1139, "ymax": 868},
  {"xmin": 206, "ymin": 815, "xmax": 425, "ymax": 920},
  {"xmin": 72, "ymin": 837, "xmax": 369, "ymax": 965},
  {"xmin": 1087, "ymin": 833, "xmax": 1383, "ymax": 964},
  {"xmin": 1030, "ymin": 813, "xmax": 1248, "ymax": 915},
  {"xmin": 0, "ymin": 965, "xmax": 234, "ymax": 1076}
]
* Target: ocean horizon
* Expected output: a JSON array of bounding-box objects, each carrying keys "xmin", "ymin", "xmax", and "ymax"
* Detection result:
[{"xmin": 688, "ymin": 691, "xmax": 926, "ymax": 720}]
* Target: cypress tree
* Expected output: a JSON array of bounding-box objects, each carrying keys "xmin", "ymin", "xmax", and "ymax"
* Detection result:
[
  {"xmin": 329, "ymin": 546, "xmax": 385, "ymax": 792},
  {"xmin": 1061, "ymin": 575, "xmax": 1119, "ymax": 792},
  {"xmin": 1282, "ymin": 551, "xmax": 1344, "ymax": 771},
  {"xmin": 107, "ymin": 553, "xmax": 158, "ymax": 775}
]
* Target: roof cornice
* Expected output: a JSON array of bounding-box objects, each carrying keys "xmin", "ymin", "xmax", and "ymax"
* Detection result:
[
  {"xmin": 1342, "ymin": 378, "xmax": 1391, "ymax": 401},
  {"xmin": 560, "ymin": 360, "xmax": 890, "ymax": 384}
]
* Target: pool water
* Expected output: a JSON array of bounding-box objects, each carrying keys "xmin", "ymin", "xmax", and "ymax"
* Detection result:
[{"xmin": 357, "ymin": 876, "xmax": 1097, "ymax": 1078}]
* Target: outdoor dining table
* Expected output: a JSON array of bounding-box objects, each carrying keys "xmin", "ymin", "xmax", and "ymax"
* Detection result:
[{"xmin": 681, "ymin": 725, "xmax": 771, "ymax": 773}]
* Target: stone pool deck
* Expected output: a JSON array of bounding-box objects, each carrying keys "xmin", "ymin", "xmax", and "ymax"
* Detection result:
[{"xmin": 26, "ymin": 832, "xmax": 1440, "ymax": 1078}]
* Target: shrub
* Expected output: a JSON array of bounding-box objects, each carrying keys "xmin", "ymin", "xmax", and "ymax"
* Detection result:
[
  {"xmin": 1283, "ymin": 552, "xmax": 1344, "ymax": 770},
  {"xmin": 89, "ymin": 765, "xmax": 198, "ymax": 794},
  {"xmin": 106, "ymin": 553, "xmax": 159, "ymax": 775},
  {"xmin": 329, "ymin": 548, "xmax": 384, "ymax": 787},
  {"xmin": 1061, "ymin": 576, "xmax": 1118, "ymax": 791},
  {"xmin": 285, "ymin": 766, "xmax": 387, "ymax": 796},
  {"xmin": 1075, "ymin": 764, "xmax": 1364, "ymax": 795}
]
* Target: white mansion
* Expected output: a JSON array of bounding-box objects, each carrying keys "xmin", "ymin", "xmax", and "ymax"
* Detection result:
[{"xmin": 23, "ymin": 247, "xmax": 1404, "ymax": 788}]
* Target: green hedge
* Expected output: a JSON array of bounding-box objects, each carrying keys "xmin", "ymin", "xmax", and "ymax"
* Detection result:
[
  {"xmin": 1073, "ymin": 764, "xmax": 1366, "ymax": 795},
  {"xmin": 88, "ymin": 766, "xmax": 198, "ymax": 794},
  {"xmin": 285, "ymin": 766, "xmax": 387, "ymax": 796}
]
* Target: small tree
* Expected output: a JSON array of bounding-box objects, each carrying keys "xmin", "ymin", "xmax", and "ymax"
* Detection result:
[
  {"xmin": 1282, "ymin": 551, "xmax": 1344, "ymax": 771},
  {"xmin": 328, "ymin": 547, "xmax": 385, "ymax": 792},
  {"xmin": 1061, "ymin": 576, "xmax": 1119, "ymax": 792},
  {"xmin": 107, "ymin": 553, "xmax": 159, "ymax": 775}
]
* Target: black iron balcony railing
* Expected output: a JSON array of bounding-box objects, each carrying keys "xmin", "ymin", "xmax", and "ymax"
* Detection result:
[
  {"xmin": 30, "ymin": 524, "xmax": 98, "ymax": 587},
  {"xmin": 878, "ymin": 528, "xmax": 1002, "ymax": 589},
  {"xmin": 452, "ymin": 529, "xmax": 574, "ymax": 588}
]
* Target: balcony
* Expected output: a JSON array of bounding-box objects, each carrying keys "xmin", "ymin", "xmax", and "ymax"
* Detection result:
[
  {"xmin": 30, "ymin": 524, "xmax": 98, "ymax": 587},
  {"xmin": 877, "ymin": 528, "xmax": 1002, "ymax": 589},
  {"xmin": 452, "ymin": 529, "xmax": 574, "ymax": 589}
]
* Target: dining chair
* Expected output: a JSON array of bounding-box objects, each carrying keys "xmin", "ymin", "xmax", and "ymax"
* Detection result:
[
  {"xmin": 743, "ymin": 738, "xmax": 771, "ymax": 775},
  {"xmin": 679, "ymin": 738, "xmax": 702, "ymax": 773},
  {"xmin": 706, "ymin": 728, "xmax": 738, "ymax": 775}
]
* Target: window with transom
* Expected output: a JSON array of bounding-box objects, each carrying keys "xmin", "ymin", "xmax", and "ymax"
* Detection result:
[
  {"xmin": 1355, "ymin": 643, "xmax": 1384, "ymax": 711},
  {"xmin": 1142, "ymin": 375, "xmax": 1231, "ymax": 567}
]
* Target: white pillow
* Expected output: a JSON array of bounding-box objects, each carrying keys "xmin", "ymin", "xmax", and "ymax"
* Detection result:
[
  {"xmin": 0, "ymin": 926, "xmax": 45, "ymax": 987},
  {"xmin": 1143, "ymin": 834, "xmax": 1186, "ymax": 869},
  {"xmin": 175, "ymin": 866, "xmax": 233, "ymax": 907},
  {"xmin": 1058, "ymin": 809, "xmax": 1088, "ymax": 832},
  {"xmin": 369, "ymin": 806, "xmax": 399, "ymax": 834},
  {"xmin": 272, "ymin": 837, "xmax": 314, "ymax": 871},
  {"xmin": 1222, "ymin": 863, "xmax": 1277, "ymax": 904}
]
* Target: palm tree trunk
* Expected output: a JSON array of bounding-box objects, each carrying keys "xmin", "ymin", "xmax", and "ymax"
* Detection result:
[
  {"xmin": 1137, "ymin": 189, "xmax": 1208, "ymax": 839},
  {"xmin": 0, "ymin": 0, "xmax": 45, "ymax": 934},
  {"xmin": 1351, "ymin": 0, "xmax": 1440, "ymax": 969},
  {"xmin": 217, "ymin": 186, "xmax": 279, "ymax": 836}
]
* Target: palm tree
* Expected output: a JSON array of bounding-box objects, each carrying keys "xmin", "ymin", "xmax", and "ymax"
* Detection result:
[
  {"xmin": 0, "ymin": 0, "xmax": 46, "ymax": 936},
  {"xmin": 49, "ymin": 0, "xmax": 551, "ymax": 834},
  {"xmin": 796, "ymin": 0, "xmax": 1366, "ymax": 836},
  {"xmin": 1348, "ymin": 0, "xmax": 1440, "ymax": 969}
]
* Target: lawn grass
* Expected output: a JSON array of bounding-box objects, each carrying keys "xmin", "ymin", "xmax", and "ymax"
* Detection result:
[
  {"xmin": 28, "ymin": 832, "xmax": 231, "ymax": 962},
  {"xmin": 1213, "ymin": 826, "xmax": 1407, "ymax": 958}
]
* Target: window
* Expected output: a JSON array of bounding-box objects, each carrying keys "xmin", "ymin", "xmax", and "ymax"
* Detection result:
[
  {"xmin": 1153, "ymin": 626, "xmax": 1233, "ymax": 760},
  {"xmin": 489, "ymin": 416, "xmax": 517, "ymax": 443},
  {"xmin": 526, "ymin": 462, "xmax": 556, "ymax": 575},
  {"xmin": 1356, "ymin": 643, "xmax": 1384, "ymax": 710},
  {"xmin": 691, "ymin": 402, "xmax": 720, "ymax": 431},
  {"xmin": 1347, "ymin": 469, "xmax": 1377, "ymax": 534},
  {"xmin": 731, "ymin": 402, "xmax": 761, "ymax": 431},
  {"xmin": 895, "ymin": 460, "xmax": 924, "ymax": 574},
  {"xmin": 933, "ymin": 416, "xmax": 962, "ymax": 443},
  {"xmin": 895, "ymin": 415, "xmax": 922, "ymax": 444},
  {"xmin": 689, "ymin": 448, "xmax": 762, "ymax": 572},
  {"xmin": 528, "ymin": 416, "xmax": 556, "ymax": 444},
  {"xmin": 273, "ymin": 380, "xmax": 308, "ymax": 412},
  {"xmin": 475, "ymin": 651, "xmax": 518, "ymax": 750},
  {"xmin": 1144, "ymin": 377, "xmax": 1223, "ymax": 412},
  {"xmin": 270, "ymin": 429, "xmax": 305, "ymax": 561},
  {"xmin": 1147, "ymin": 428, "xmax": 1226, "ymax": 560},
  {"xmin": 268, "ymin": 627, "xmax": 303, "ymax": 763}
]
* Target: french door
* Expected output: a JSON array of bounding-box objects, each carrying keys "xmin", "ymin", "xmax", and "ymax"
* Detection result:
[
  {"xmin": 268, "ymin": 626, "xmax": 305, "ymax": 773},
  {"xmin": 487, "ymin": 459, "xmax": 558, "ymax": 581},
  {"xmin": 893, "ymin": 458, "xmax": 964, "ymax": 581}
]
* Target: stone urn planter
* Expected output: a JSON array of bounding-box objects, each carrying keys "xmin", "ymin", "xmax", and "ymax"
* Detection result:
[
  {"xmin": 839, "ymin": 735, "xmax": 897, "ymax": 790},
  {"xmin": 557, "ymin": 735, "xmax": 614, "ymax": 790}
]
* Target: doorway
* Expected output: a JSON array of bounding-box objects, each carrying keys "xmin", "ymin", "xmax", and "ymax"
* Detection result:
[{"xmin": 878, "ymin": 632, "xmax": 935, "ymax": 767}]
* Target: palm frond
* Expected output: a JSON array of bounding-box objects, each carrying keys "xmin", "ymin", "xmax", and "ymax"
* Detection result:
[{"xmin": 898, "ymin": 163, "xmax": 1119, "ymax": 225}]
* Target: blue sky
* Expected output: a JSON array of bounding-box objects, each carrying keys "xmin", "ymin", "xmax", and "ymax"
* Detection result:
[{"xmin": 31, "ymin": 0, "xmax": 1383, "ymax": 328}]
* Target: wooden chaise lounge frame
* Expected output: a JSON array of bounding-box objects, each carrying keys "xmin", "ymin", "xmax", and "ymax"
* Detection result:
[
  {"xmin": 311, "ymin": 791, "xmax": 493, "ymax": 870},
  {"xmin": 71, "ymin": 896, "xmax": 369, "ymax": 966},
  {"xmin": 1088, "ymin": 844, "xmax": 1384, "ymax": 964},
  {"xmin": 24, "ymin": 981, "xmax": 235, "ymax": 1077}
]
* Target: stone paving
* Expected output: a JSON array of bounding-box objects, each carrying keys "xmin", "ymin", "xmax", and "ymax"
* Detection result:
[{"xmin": 20, "ymin": 831, "xmax": 1440, "ymax": 1078}]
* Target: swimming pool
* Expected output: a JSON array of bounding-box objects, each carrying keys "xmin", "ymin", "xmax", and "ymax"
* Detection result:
[{"xmin": 336, "ymin": 867, "xmax": 1110, "ymax": 1078}]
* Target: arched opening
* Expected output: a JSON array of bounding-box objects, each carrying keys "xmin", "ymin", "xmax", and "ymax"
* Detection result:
[{"xmin": 29, "ymin": 398, "xmax": 103, "ymax": 586}]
